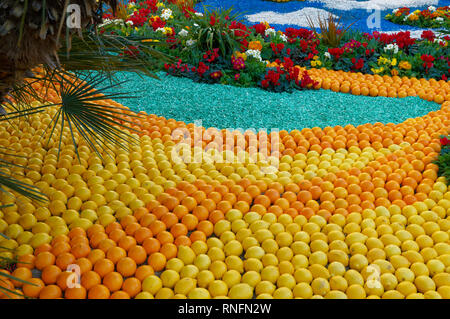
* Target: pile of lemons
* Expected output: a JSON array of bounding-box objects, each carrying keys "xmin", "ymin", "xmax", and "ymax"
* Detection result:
[{"xmin": 137, "ymin": 199, "xmax": 450, "ymax": 299}]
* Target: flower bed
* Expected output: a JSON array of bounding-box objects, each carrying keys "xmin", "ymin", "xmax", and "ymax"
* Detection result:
[
  {"xmin": 386, "ymin": 5, "xmax": 450, "ymax": 30},
  {"xmin": 100, "ymin": 0, "xmax": 450, "ymax": 93}
]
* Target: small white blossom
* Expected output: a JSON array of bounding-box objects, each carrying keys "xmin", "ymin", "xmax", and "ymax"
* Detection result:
[
  {"xmin": 392, "ymin": 9, "xmax": 398, "ymax": 14},
  {"xmin": 98, "ymin": 19, "xmax": 123, "ymax": 28},
  {"xmin": 383, "ymin": 43, "xmax": 399, "ymax": 54},
  {"xmin": 245, "ymin": 49, "xmax": 262, "ymax": 61},
  {"xmin": 436, "ymin": 17, "xmax": 444, "ymax": 22},
  {"xmin": 161, "ymin": 8, "xmax": 172, "ymax": 21},
  {"xmin": 156, "ymin": 27, "xmax": 166, "ymax": 33},
  {"xmin": 195, "ymin": 12, "xmax": 203, "ymax": 17},
  {"xmin": 324, "ymin": 52, "xmax": 331, "ymax": 59},
  {"xmin": 279, "ymin": 33, "xmax": 288, "ymax": 42},
  {"xmin": 126, "ymin": 20, "xmax": 133, "ymax": 26},
  {"xmin": 194, "ymin": 23, "xmax": 199, "ymax": 27},
  {"xmin": 428, "ymin": 6, "xmax": 436, "ymax": 12},
  {"xmin": 186, "ymin": 39, "xmax": 196, "ymax": 47},
  {"xmin": 265, "ymin": 28, "xmax": 276, "ymax": 37},
  {"xmin": 178, "ymin": 29, "xmax": 189, "ymax": 37}
]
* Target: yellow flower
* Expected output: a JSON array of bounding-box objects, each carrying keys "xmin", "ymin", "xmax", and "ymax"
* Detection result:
[
  {"xmin": 311, "ymin": 60, "xmax": 322, "ymax": 67},
  {"xmin": 156, "ymin": 2, "xmax": 165, "ymax": 7},
  {"xmin": 409, "ymin": 14, "xmax": 419, "ymax": 21},
  {"xmin": 378, "ymin": 57, "xmax": 389, "ymax": 65},
  {"xmin": 263, "ymin": 21, "xmax": 270, "ymax": 29},
  {"xmin": 371, "ymin": 67, "xmax": 385, "ymax": 74},
  {"xmin": 399, "ymin": 61, "xmax": 411, "ymax": 70},
  {"xmin": 235, "ymin": 51, "xmax": 247, "ymax": 61},
  {"xmin": 391, "ymin": 58, "xmax": 397, "ymax": 66},
  {"xmin": 313, "ymin": 55, "xmax": 319, "ymax": 60}
]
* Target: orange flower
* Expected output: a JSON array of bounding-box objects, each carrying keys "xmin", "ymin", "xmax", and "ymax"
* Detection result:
[
  {"xmin": 248, "ymin": 41, "xmax": 263, "ymax": 51},
  {"xmin": 391, "ymin": 69, "xmax": 399, "ymax": 76}
]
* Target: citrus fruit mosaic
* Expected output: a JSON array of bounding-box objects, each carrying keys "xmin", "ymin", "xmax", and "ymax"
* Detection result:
[{"xmin": 1, "ymin": 0, "xmax": 450, "ymax": 301}]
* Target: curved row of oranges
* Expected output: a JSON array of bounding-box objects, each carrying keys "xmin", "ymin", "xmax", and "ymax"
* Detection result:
[{"xmin": 0, "ymin": 72, "xmax": 449, "ymax": 299}]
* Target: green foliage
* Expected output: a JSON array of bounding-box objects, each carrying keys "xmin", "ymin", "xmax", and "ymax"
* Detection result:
[
  {"xmin": 435, "ymin": 136, "xmax": 450, "ymax": 184},
  {"xmin": 187, "ymin": 7, "xmax": 245, "ymax": 57},
  {"xmin": 306, "ymin": 13, "xmax": 355, "ymax": 48}
]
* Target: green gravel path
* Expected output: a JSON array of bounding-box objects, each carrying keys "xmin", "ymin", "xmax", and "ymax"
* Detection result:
[{"xmin": 111, "ymin": 72, "xmax": 440, "ymax": 132}]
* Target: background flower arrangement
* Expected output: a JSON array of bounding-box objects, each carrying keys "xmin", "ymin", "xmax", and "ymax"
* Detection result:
[
  {"xmin": 385, "ymin": 5, "xmax": 450, "ymax": 30},
  {"xmin": 100, "ymin": 0, "xmax": 450, "ymax": 93}
]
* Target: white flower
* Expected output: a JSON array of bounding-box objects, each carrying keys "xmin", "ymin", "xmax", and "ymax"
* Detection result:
[
  {"xmin": 279, "ymin": 33, "xmax": 288, "ymax": 42},
  {"xmin": 161, "ymin": 8, "xmax": 172, "ymax": 21},
  {"xmin": 178, "ymin": 29, "xmax": 189, "ymax": 37},
  {"xmin": 195, "ymin": 12, "xmax": 203, "ymax": 17},
  {"xmin": 436, "ymin": 17, "xmax": 444, "ymax": 22},
  {"xmin": 156, "ymin": 27, "xmax": 166, "ymax": 33},
  {"xmin": 428, "ymin": 6, "xmax": 436, "ymax": 12},
  {"xmin": 265, "ymin": 28, "xmax": 276, "ymax": 37},
  {"xmin": 194, "ymin": 23, "xmax": 199, "ymax": 27},
  {"xmin": 186, "ymin": 39, "xmax": 196, "ymax": 47},
  {"xmin": 383, "ymin": 43, "xmax": 399, "ymax": 54},
  {"xmin": 245, "ymin": 49, "xmax": 262, "ymax": 61},
  {"xmin": 98, "ymin": 18, "xmax": 123, "ymax": 28},
  {"xmin": 392, "ymin": 9, "xmax": 398, "ymax": 14},
  {"xmin": 324, "ymin": 52, "xmax": 331, "ymax": 59},
  {"xmin": 126, "ymin": 20, "xmax": 133, "ymax": 26}
]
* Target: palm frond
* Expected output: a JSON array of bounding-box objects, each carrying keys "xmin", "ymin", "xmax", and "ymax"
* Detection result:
[
  {"xmin": 58, "ymin": 32, "xmax": 172, "ymax": 79},
  {"xmin": 2, "ymin": 70, "xmax": 143, "ymax": 161}
]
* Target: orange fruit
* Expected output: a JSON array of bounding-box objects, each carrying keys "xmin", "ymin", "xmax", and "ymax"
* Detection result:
[
  {"xmin": 160, "ymin": 243, "xmax": 178, "ymax": 260},
  {"xmin": 39, "ymin": 285, "xmax": 62, "ymax": 299},
  {"xmin": 135, "ymin": 265, "xmax": 154, "ymax": 282},
  {"xmin": 41, "ymin": 265, "xmax": 62, "ymax": 285},
  {"xmin": 106, "ymin": 246, "xmax": 127, "ymax": 264},
  {"xmin": 34, "ymin": 251, "xmax": 56, "ymax": 270},
  {"xmin": 93, "ymin": 258, "xmax": 115, "ymax": 278},
  {"xmin": 134, "ymin": 227, "xmax": 152, "ymax": 244},
  {"xmin": 17, "ymin": 254, "xmax": 35, "ymax": 269},
  {"xmin": 110, "ymin": 290, "xmax": 131, "ymax": 299},
  {"xmin": 55, "ymin": 252, "xmax": 76, "ymax": 270},
  {"xmin": 121, "ymin": 277, "xmax": 141, "ymax": 298},
  {"xmin": 64, "ymin": 286, "xmax": 87, "ymax": 299},
  {"xmin": 81, "ymin": 271, "xmax": 101, "ymax": 290},
  {"xmin": 103, "ymin": 272, "xmax": 124, "ymax": 292},
  {"xmin": 117, "ymin": 257, "xmax": 137, "ymax": 277},
  {"xmin": 71, "ymin": 243, "xmax": 91, "ymax": 259},
  {"xmin": 88, "ymin": 284, "xmax": 110, "ymax": 299},
  {"xmin": 11, "ymin": 267, "xmax": 32, "ymax": 288},
  {"xmin": 128, "ymin": 245, "xmax": 147, "ymax": 265},
  {"xmin": 148, "ymin": 252, "xmax": 166, "ymax": 272},
  {"xmin": 181, "ymin": 214, "xmax": 198, "ymax": 231},
  {"xmin": 118, "ymin": 236, "xmax": 137, "ymax": 251},
  {"xmin": 51, "ymin": 241, "xmax": 71, "ymax": 256}
]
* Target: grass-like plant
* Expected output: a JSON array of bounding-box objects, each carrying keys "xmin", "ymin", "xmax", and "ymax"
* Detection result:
[{"xmin": 306, "ymin": 12, "xmax": 355, "ymax": 47}]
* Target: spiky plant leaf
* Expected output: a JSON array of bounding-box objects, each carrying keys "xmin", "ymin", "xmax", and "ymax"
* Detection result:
[{"xmin": 2, "ymin": 70, "xmax": 143, "ymax": 161}]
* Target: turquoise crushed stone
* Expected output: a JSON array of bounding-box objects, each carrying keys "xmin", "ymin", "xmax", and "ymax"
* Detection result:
[{"xmin": 110, "ymin": 72, "xmax": 441, "ymax": 132}]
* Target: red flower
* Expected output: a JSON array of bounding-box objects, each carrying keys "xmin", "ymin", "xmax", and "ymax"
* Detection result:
[
  {"xmin": 441, "ymin": 136, "xmax": 450, "ymax": 146},
  {"xmin": 252, "ymin": 23, "xmax": 266, "ymax": 35},
  {"xmin": 421, "ymin": 30, "xmax": 435, "ymax": 42},
  {"xmin": 210, "ymin": 15, "xmax": 216, "ymax": 26},
  {"xmin": 210, "ymin": 71, "xmax": 223, "ymax": 79}
]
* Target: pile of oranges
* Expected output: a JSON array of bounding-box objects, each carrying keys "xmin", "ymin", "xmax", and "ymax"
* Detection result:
[
  {"xmin": 0, "ymin": 71, "xmax": 450, "ymax": 299},
  {"xmin": 307, "ymin": 67, "xmax": 450, "ymax": 104}
]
